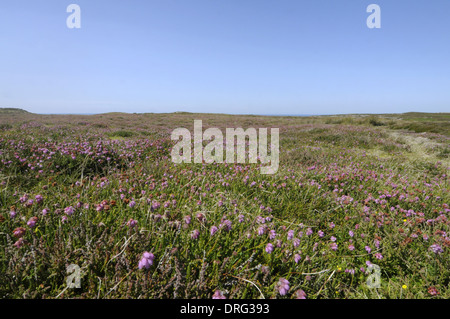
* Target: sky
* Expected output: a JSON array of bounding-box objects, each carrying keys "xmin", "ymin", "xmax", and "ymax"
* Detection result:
[{"xmin": 1, "ymin": 0, "xmax": 449, "ymax": 115}]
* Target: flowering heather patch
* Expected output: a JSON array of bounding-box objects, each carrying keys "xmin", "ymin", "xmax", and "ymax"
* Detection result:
[{"xmin": 0, "ymin": 112, "xmax": 449, "ymax": 299}]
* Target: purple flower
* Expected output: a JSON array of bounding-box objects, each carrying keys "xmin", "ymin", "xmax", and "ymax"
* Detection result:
[
  {"xmin": 184, "ymin": 215, "xmax": 191, "ymax": 225},
  {"xmin": 212, "ymin": 290, "xmax": 226, "ymax": 299},
  {"xmin": 257, "ymin": 226, "xmax": 265, "ymax": 236},
  {"xmin": 330, "ymin": 243, "xmax": 338, "ymax": 251},
  {"xmin": 238, "ymin": 214, "xmax": 245, "ymax": 223},
  {"xmin": 196, "ymin": 213, "xmax": 206, "ymax": 223},
  {"xmin": 265, "ymin": 243, "xmax": 274, "ymax": 254},
  {"xmin": 64, "ymin": 206, "xmax": 75, "ymax": 216},
  {"xmin": 35, "ymin": 195, "xmax": 43, "ymax": 203},
  {"xmin": 219, "ymin": 220, "xmax": 232, "ymax": 231},
  {"xmin": 14, "ymin": 238, "xmax": 25, "ymax": 248},
  {"xmin": 277, "ymin": 278, "xmax": 290, "ymax": 296},
  {"xmin": 295, "ymin": 289, "xmax": 307, "ymax": 299},
  {"xmin": 349, "ymin": 230, "xmax": 354, "ymax": 238},
  {"xmin": 365, "ymin": 246, "xmax": 371, "ymax": 254},
  {"xmin": 287, "ymin": 230, "xmax": 294, "ymax": 240},
  {"xmin": 348, "ymin": 244, "xmax": 355, "ymax": 251},
  {"xmin": 13, "ymin": 227, "xmax": 26, "ymax": 238},
  {"xmin": 27, "ymin": 217, "xmax": 37, "ymax": 228},
  {"xmin": 293, "ymin": 238, "xmax": 300, "ymax": 247},
  {"xmin": 10, "ymin": 211, "xmax": 17, "ymax": 218},
  {"xmin": 345, "ymin": 269, "xmax": 355, "ymax": 275},
  {"xmin": 330, "ymin": 236, "xmax": 337, "ymax": 242},
  {"xmin": 374, "ymin": 253, "xmax": 383, "ymax": 260},
  {"xmin": 191, "ymin": 229, "xmax": 200, "ymax": 240},
  {"xmin": 210, "ymin": 226, "xmax": 218, "ymax": 236},
  {"xmin": 269, "ymin": 229, "xmax": 277, "ymax": 239},
  {"xmin": 129, "ymin": 200, "xmax": 136, "ymax": 208},
  {"xmin": 294, "ymin": 253, "xmax": 301, "ymax": 263},
  {"xmin": 126, "ymin": 218, "xmax": 138, "ymax": 228},
  {"xmin": 138, "ymin": 251, "xmax": 155, "ymax": 269},
  {"xmin": 318, "ymin": 230, "xmax": 324, "ymax": 238},
  {"xmin": 306, "ymin": 228, "xmax": 313, "ymax": 236},
  {"xmin": 374, "ymin": 240, "xmax": 380, "ymax": 248},
  {"xmin": 429, "ymin": 244, "xmax": 443, "ymax": 255}
]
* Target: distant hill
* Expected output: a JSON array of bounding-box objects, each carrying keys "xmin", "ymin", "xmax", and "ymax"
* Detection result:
[{"xmin": 0, "ymin": 108, "xmax": 30, "ymax": 114}]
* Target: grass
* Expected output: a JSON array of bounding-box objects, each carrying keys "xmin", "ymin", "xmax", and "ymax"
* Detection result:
[{"xmin": 0, "ymin": 109, "xmax": 448, "ymax": 299}]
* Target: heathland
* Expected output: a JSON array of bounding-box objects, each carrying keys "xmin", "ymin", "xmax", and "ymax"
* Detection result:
[{"xmin": 0, "ymin": 109, "xmax": 448, "ymax": 298}]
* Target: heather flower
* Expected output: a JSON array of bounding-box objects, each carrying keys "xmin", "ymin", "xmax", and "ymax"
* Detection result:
[
  {"xmin": 151, "ymin": 201, "xmax": 161, "ymax": 211},
  {"xmin": 196, "ymin": 213, "xmax": 205, "ymax": 222},
  {"xmin": 374, "ymin": 253, "xmax": 383, "ymax": 260},
  {"xmin": 293, "ymin": 238, "xmax": 300, "ymax": 247},
  {"xmin": 62, "ymin": 215, "xmax": 68, "ymax": 223},
  {"xmin": 129, "ymin": 200, "xmax": 136, "ymax": 208},
  {"xmin": 35, "ymin": 195, "xmax": 43, "ymax": 203},
  {"xmin": 257, "ymin": 226, "xmax": 265, "ymax": 236},
  {"xmin": 212, "ymin": 290, "xmax": 226, "ymax": 299},
  {"xmin": 374, "ymin": 240, "xmax": 380, "ymax": 248},
  {"xmin": 10, "ymin": 211, "xmax": 16, "ymax": 218},
  {"xmin": 126, "ymin": 218, "xmax": 138, "ymax": 228},
  {"xmin": 19, "ymin": 194, "xmax": 28, "ymax": 203},
  {"xmin": 138, "ymin": 251, "xmax": 155, "ymax": 269},
  {"xmin": 429, "ymin": 244, "xmax": 443, "ymax": 255},
  {"xmin": 345, "ymin": 269, "xmax": 355, "ymax": 275},
  {"xmin": 13, "ymin": 227, "xmax": 26, "ymax": 238},
  {"xmin": 348, "ymin": 244, "xmax": 355, "ymax": 251},
  {"xmin": 269, "ymin": 229, "xmax": 277, "ymax": 239},
  {"xmin": 14, "ymin": 238, "xmax": 25, "ymax": 248},
  {"xmin": 219, "ymin": 220, "xmax": 232, "ymax": 231},
  {"xmin": 330, "ymin": 243, "xmax": 338, "ymax": 251},
  {"xmin": 287, "ymin": 230, "xmax": 294, "ymax": 240},
  {"xmin": 349, "ymin": 230, "xmax": 354, "ymax": 237},
  {"xmin": 318, "ymin": 230, "xmax": 324, "ymax": 238},
  {"xmin": 27, "ymin": 216, "xmax": 37, "ymax": 228},
  {"xmin": 191, "ymin": 229, "xmax": 200, "ymax": 240},
  {"xmin": 64, "ymin": 206, "xmax": 75, "ymax": 216},
  {"xmin": 306, "ymin": 228, "xmax": 313, "ymax": 236},
  {"xmin": 428, "ymin": 286, "xmax": 439, "ymax": 296},
  {"xmin": 184, "ymin": 215, "xmax": 191, "ymax": 225},
  {"xmin": 210, "ymin": 226, "xmax": 218, "ymax": 236},
  {"xmin": 330, "ymin": 236, "xmax": 337, "ymax": 242},
  {"xmin": 277, "ymin": 278, "xmax": 290, "ymax": 296},
  {"xmin": 238, "ymin": 214, "xmax": 244, "ymax": 223},
  {"xmin": 295, "ymin": 289, "xmax": 307, "ymax": 299},
  {"xmin": 294, "ymin": 253, "xmax": 301, "ymax": 263},
  {"xmin": 265, "ymin": 243, "xmax": 274, "ymax": 254},
  {"xmin": 365, "ymin": 246, "xmax": 372, "ymax": 254}
]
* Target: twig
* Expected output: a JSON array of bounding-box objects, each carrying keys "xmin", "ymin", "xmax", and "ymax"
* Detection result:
[{"xmin": 226, "ymin": 273, "xmax": 265, "ymax": 299}]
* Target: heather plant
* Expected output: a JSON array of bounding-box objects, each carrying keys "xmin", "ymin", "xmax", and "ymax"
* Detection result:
[{"xmin": 0, "ymin": 111, "xmax": 448, "ymax": 299}]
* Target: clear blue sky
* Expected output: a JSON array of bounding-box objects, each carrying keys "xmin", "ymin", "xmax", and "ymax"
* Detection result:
[{"xmin": 1, "ymin": 0, "xmax": 449, "ymax": 115}]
